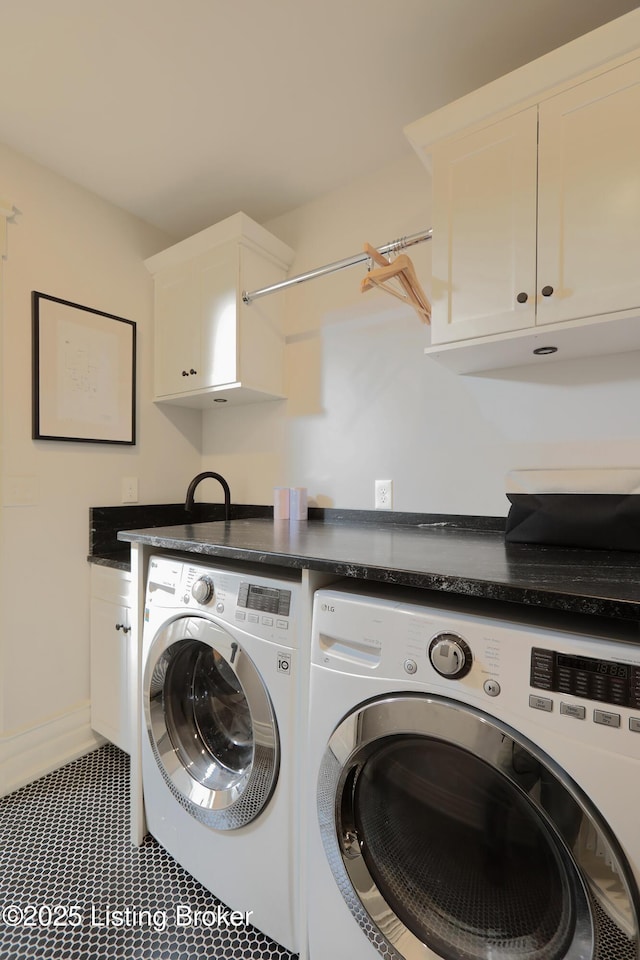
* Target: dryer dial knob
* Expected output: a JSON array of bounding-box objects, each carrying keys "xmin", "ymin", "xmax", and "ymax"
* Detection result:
[
  {"xmin": 191, "ymin": 576, "xmax": 214, "ymax": 604},
  {"xmin": 429, "ymin": 633, "xmax": 472, "ymax": 679}
]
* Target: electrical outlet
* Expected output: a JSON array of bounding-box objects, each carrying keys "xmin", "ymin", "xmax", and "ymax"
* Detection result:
[
  {"xmin": 375, "ymin": 479, "xmax": 393, "ymax": 510},
  {"xmin": 121, "ymin": 476, "xmax": 139, "ymax": 503}
]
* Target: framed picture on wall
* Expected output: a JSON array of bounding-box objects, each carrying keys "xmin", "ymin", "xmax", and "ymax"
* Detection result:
[{"xmin": 32, "ymin": 291, "xmax": 136, "ymax": 444}]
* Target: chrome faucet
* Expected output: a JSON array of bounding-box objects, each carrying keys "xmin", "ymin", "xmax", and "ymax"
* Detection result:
[{"xmin": 184, "ymin": 472, "xmax": 231, "ymax": 521}]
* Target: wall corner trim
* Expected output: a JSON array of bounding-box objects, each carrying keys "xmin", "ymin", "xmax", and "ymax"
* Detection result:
[
  {"xmin": 0, "ymin": 703, "xmax": 104, "ymax": 798},
  {"xmin": 0, "ymin": 199, "xmax": 15, "ymax": 259}
]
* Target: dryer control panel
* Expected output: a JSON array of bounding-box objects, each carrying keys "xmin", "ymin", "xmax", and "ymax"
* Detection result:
[{"xmin": 531, "ymin": 647, "xmax": 640, "ymax": 709}]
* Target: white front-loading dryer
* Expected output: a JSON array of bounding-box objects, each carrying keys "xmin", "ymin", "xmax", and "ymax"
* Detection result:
[
  {"xmin": 141, "ymin": 554, "xmax": 301, "ymax": 952},
  {"xmin": 307, "ymin": 585, "xmax": 640, "ymax": 960}
]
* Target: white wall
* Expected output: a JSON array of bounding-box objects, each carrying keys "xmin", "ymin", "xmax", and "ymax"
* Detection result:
[
  {"xmin": 0, "ymin": 142, "xmax": 202, "ymax": 790},
  {"xmin": 202, "ymin": 148, "xmax": 640, "ymax": 514}
]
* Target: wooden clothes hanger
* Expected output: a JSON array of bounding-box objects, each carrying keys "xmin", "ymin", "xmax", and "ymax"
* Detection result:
[{"xmin": 361, "ymin": 242, "xmax": 431, "ymax": 324}]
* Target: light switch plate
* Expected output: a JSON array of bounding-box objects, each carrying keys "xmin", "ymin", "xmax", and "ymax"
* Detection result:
[{"xmin": 121, "ymin": 477, "xmax": 139, "ymax": 503}]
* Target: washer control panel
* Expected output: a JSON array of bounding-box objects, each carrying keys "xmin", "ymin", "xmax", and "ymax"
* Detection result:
[
  {"xmin": 145, "ymin": 555, "xmax": 297, "ymax": 647},
  {"xmin": 237, "ymin": 582, "xmax": 291, "ymax": 617}
]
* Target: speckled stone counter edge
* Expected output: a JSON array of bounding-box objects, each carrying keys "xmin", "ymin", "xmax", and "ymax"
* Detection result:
[
  {"xmin": 89, "ymin": 504, "xmax": 505, "ymax": 569},
  {"xmin": 117, "ymin": 515, "xmax": 640, "ymax": 623}
]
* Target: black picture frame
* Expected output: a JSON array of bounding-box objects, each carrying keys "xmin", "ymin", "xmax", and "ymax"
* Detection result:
[{"xmin": 32, "ymin": 291, "xmax": 136, "ymax": 445}]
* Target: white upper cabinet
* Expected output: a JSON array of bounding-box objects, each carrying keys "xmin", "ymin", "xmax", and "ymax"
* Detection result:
[
  {"xmin": 146, "ymin": 213, "xmax": 294, "ymax": 406},
  {"xmin": 431, "ymin": 107, "xmax": 538, "ymax": 343},
  {"xmin": 537, "ymin": 58, "xmax": 640, "ymax": 327},
  {"xmin": 153, "ymin": 258, "xmax": 201, "ymax": 397},
  {"xmin": 405, "ymin": 10, "xmax": 640, "ymax": 373}
]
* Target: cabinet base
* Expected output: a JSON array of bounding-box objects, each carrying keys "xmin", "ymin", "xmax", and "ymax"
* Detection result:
[
  {"xmin": 153, "ymin": 381, "xmax": 286, "ymax": 407},
  {"xmin": 425, "ymin": 309, "xmax": 640, "ymax": 375}
]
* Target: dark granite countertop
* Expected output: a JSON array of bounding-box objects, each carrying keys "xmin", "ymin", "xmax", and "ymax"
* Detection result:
[
  {"xmin": 88, "ymin": 502, "xmax": 272, "ymax": 571},
  {"xmin": 118, "ymin": 517, "xmax": 640, "ymax": 622},
  {"xmin": 88, "ymin": 551, "xmax": 131, "ymax": 572}
]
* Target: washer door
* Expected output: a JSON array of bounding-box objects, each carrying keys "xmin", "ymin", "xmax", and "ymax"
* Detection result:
[
  {"xmin": 144, "ymin": 615, "xmax": 279, "ymax": 830},
  {"xmin": 318, "ymin": 694, "xmax": 639, "ymax": 960}
]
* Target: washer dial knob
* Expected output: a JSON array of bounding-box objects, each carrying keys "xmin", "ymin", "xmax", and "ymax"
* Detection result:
[
  {"xmin": 429, "ymin": 632, "xmax": 472, "ymax": 679},
  {"xmin": 191, "ymin": 576, "xmax": 214, "ymax": 604}
]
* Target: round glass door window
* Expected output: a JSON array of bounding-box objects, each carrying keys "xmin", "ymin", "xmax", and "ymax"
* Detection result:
[
  {"xmin": 144, "ymin": 615, "xmax": 279, "ymax": 830},
  {"xmin": 319, "ymin": 695, "xmax": 639, "ymax": 960}
]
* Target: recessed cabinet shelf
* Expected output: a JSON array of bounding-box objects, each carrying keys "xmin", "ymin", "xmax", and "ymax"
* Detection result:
[
  {"xmin": 405, "ymin": 23, "xmax": 640, "ymax": 375},
  {"xmin": 145, "ymin": 212, "xmax": 294, "ymax": 407}
]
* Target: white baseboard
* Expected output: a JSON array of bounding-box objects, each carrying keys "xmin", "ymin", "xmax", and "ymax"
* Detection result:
[{"xmin": 0, "ymin": 702, "xmax": 104, "ymax": 797}]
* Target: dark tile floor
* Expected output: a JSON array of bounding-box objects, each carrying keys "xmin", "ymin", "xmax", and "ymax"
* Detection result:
[{"xmin": 0, "ymin": 744, "xmax": 297, "ymax": 959}]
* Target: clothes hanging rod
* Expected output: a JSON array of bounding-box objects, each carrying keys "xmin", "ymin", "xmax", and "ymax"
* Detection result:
[{"xmin": 242, "ymin": 228, "xmax": 432, "ymax": 304}]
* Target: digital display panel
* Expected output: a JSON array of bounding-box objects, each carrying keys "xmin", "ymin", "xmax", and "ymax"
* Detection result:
[
  {"xmin": 531, "ymin": 647, "xmax": 640, "ymax": 708},
  {"xmin": 248, "ymin": 585, "xmax": 279, "ymax": 601},
  {"xmin": 237, "ymin": 582, "xmax": 291, "ymax": 617},
  {"xmin": 556, "ymin": 654, "xmax": 629, "ymax": 679}
]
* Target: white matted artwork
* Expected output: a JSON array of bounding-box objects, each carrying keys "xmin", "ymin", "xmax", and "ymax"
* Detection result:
[{"xmin": 32, "ymin": 291, "xmax": 136, "ymax": 444}]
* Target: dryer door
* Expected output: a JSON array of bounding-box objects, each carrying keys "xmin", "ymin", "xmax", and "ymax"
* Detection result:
[
  {"xmin": 144, "ymin": 615, "xmax": 278, "ymax": 830},
  {"xmin": 318, "ymin": 694, "xmax": 639, "ymax": 960}
]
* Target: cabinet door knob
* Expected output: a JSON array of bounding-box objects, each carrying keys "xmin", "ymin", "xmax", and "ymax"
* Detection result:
[
  {"xmin": 541, "ymin": 285, "xmax": 554, "ymax": 297},
  {"xmin": 181, "ymin": 370, "xmax": 189, "ymax": 376},
  {"xmin": 190, "ymin": 368, "xmax": 197, "ymax": 375},
  {"xmin": 516, "ymin": 292, "xmax": 528, "ymax": 304},
  {"xmin": 115, "ymin": 623, "xmax": 131, "ymax": 634}
]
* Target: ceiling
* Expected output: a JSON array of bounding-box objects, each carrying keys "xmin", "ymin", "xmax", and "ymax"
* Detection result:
[{"xmin": 1, "ymin": 0, "xmax": 638, "ymax": 241}]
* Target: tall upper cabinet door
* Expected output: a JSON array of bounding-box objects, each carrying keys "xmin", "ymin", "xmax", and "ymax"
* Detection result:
[
  {"xmin": 154, "ymin": 261, "xmax": 200, "ymax": 398},
  {"xmin": 197, "ymin": 243, "xmax": 239, "ymax": 389},
  {"xmin": 537, "ymin": 58, "xmax": 640, "ymax": 327},
  {"xmin": 431, "ymin": 107, "xmax": 538, "ymax": 344}
]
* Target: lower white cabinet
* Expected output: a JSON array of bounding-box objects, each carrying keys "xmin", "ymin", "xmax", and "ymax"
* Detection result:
[{"xmin": 90, "ymin": 564, "xmax": 132, "ymax": 754}]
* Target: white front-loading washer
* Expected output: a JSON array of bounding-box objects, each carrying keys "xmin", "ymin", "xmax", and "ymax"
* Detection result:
[
  {"xmin": 141, "ymin": 554, "xmax": 301, "ymax": 952},
  {"xmin": 307, "ymin": 584, "xmax": 640, "ymax": 960}
]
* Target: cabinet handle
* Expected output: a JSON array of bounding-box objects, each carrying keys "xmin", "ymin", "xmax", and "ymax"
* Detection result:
[
  {"xmin": 115, "ymin": 623, "xmax": 131, "ymax": 634},
  {"xmin": 181, "ymin": 370, "xmax": 189, "ymax": 376},
  {"xmin": 541, "ymin": 285, "xmax": 554, "ymax": 297},
  {"xmin": 190, "ymin": 369, "xmax": 197, "ymax": 375},
  {"xmin": 516, "ymin": 292, "xmax": 528, "ymax": 304}
]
